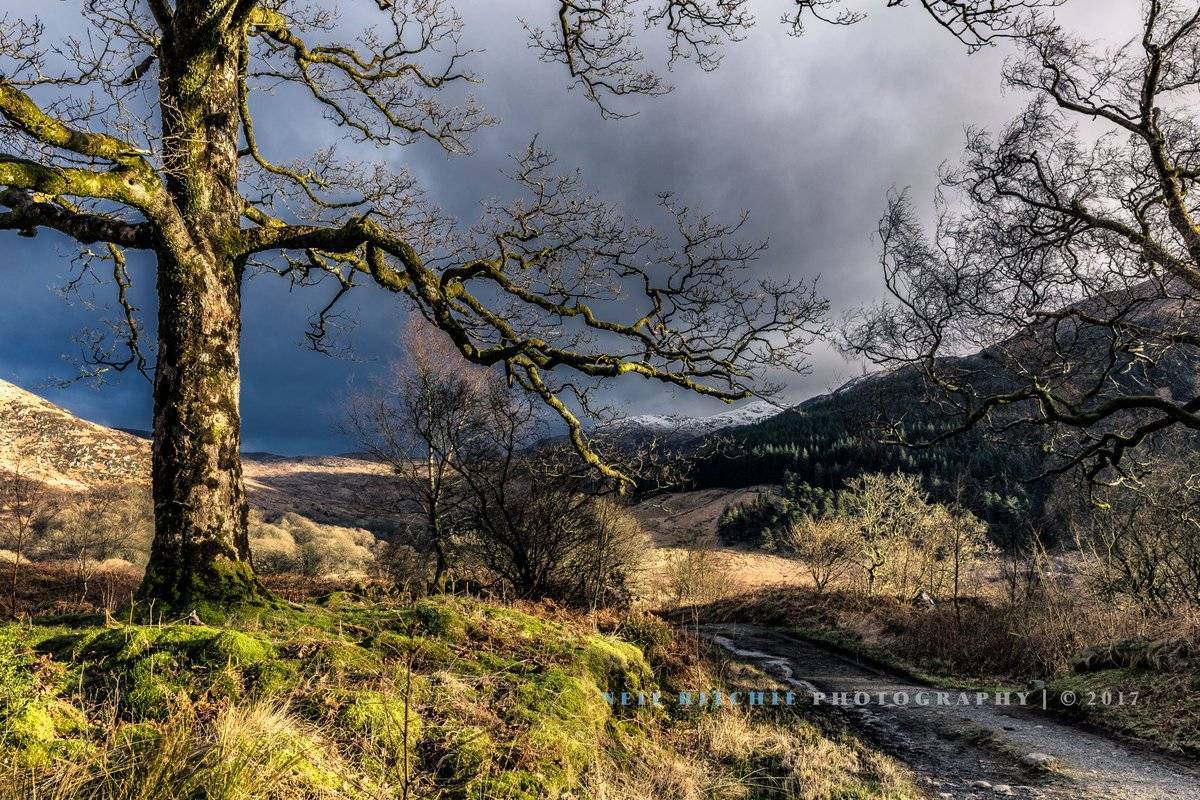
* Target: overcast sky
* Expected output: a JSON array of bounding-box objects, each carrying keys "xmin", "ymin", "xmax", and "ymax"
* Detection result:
[{"xmin": 0, "ymin": 0, "xmax": 1135, "ymax": 453}]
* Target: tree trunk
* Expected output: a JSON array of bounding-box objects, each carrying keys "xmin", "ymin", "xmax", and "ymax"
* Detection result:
[
  {"xmin": 137, "ymin": 18, "xmax": 265, "ymax": 609},
  {"xmin": 139, "ymin": 247, "xmax": 263, "ymax": 608}
]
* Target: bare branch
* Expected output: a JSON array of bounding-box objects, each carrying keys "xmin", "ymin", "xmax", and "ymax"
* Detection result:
[{"xmin": 845, "ymin": 2, "xmax": 1200, "ymax": 486}]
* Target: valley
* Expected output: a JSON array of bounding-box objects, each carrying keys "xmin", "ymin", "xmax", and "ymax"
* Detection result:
[{"xmin": 3, "ymin": 377, "xmax": 1198, "ymax": 799}]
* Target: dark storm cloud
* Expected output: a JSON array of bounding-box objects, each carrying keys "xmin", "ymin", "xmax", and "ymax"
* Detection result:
[{"xmin": 0, "ymin": 0, "xmax": 1132, "ymax": 453}]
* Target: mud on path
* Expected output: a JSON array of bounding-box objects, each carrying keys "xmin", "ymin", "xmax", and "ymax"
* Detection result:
[{"xmin": 694, "ymin": 623, "xmax": 1199, "ymax": 800}]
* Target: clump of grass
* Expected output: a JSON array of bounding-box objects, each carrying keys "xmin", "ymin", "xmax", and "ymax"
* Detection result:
[
  {"xmin": 1048, "ymin": 668, "xmax": 1200, "ymax": 756},
  {"xmin": 696, "ymin": 707, "xmax": 921, "ymax": 800},
  {"xmin": 1, "ymin": 700, "xmax": 370, "ymax": 800}
]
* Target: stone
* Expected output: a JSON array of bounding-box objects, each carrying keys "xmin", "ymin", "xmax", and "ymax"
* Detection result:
[
  {"xmin": 912, "ymin": 588, "xmax": 938, "ymax": 608},
  {"xmin": 1021, "ymin": 752, "xmax": 1059, "ymax": 770}
]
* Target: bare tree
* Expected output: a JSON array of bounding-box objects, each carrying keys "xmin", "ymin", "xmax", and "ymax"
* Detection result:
[
  {"xmin": 843, "ymin": 472, "xmax": 927, "ymax": 594},
  {"xmin": 530, "ymin": 0, "xmax": 1060, "ymax": 117},
  {"xmin": 345, "ymin": 319, "xmax": 492, "ymax": 592},
  {"xmin": 919, "ymin": 501, "xmax": 991, "ymax": 617},
  {"xmin": 1065, "ymin": 450, "xmax": 1200, "ymax": 614},
  {"xmin": 0, "ymin": 466, "xmax": 54, "ymax": 618},
  {"xmin": 846, "ymin": 1, "xmax": 1200, "ymax": 489},
  {"xmin": 42, "ymin": 483, "xmax": 153, "ymax": 604},
  {"xmin": 435, "ymin": 384, "xmax": 641, "ymax": 602},
  {"xmin": 568, "ymin": 497, "xmax": 648, "ymax": 610},
  {"xmin": 777, "ymin": 516, "xmax": 856, "ymax": 592},
  {"xmin": 0, "ymin": 0, "xmax": 1052, "ymax": 608},
  {"xmin": 450, "ymin": 389, "xmax": 579, "ymax": 599}
]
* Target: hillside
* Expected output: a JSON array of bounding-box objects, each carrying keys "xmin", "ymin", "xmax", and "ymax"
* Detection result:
[
  {"xmin": 0, "ymin": 378, "xmax": 395, "ymax": 529},
  {"xmin": 690, "ymin": 366, "xmax": 1050, "ymax": 536},
  {"xmin": 0, "ymin": 381, "xmax": 147, "ymax": 490},
  {"xmin": 690, "ymin": 287, "xmax": 1200, "ymax": 538}
]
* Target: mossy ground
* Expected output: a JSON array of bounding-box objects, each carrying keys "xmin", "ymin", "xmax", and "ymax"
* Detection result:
[{"xmin": 1, "ymin": 594, "xmax": 921, "ymax": 799}]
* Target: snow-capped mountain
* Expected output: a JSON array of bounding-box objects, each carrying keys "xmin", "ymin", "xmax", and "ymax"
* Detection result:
[{"xmin": 611, "ymin": 400, "xmax": 783, "ymax": 440}]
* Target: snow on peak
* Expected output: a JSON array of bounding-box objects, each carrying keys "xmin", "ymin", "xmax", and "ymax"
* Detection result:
[{"xmin": 614, "ymin": 399, "xmax": 781, "ymax": 437}]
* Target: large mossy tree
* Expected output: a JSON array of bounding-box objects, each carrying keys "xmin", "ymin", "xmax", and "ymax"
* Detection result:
[{"xmin": 0, "ymin": 0, "xmax": 1047, "ymax": 608}]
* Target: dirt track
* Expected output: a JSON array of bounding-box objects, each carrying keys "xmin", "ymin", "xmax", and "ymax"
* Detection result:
[{"xmin": 695, "ymin": 623, "xmax": 1200, "ymax": 800}]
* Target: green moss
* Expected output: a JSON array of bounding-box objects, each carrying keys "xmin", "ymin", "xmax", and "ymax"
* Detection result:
[
  {"xmin": 253, "ymin": 658, "xmax": 303, "ymax": 698},
  {"xmin": 372, "ymin": 631, "xmax": 456, "ymax": 667},
  {"xmin": 125, "ymin": 650, "xmax": 189, "ymax": 720},
  {"xmin": 36, "ymin": 629, "xmax": 107, "ymax": 662},
  {"xmin": 301, "ymin": 639, "xmax": 381, "ymax": 678},
  {"xmin": 112, "ymin": 628, "xmax": 156, "ymax": 662},
  {"xmin": 0, "ymin": 628, "xmax": 37, "ymax": 703},
  {"xmin": 137, "ymin": 553, "xmax": 271, "ymax": 619},
  {"xmin": 113, "ymin": 720, "xmax": 163, "ymax": 749},
  {"xmin": 434, "ymin": 723, "xmax": 497, "ymax": 787},
  {"xmin": 8, "ymin": 702, "xmax": 57, "ymax": 742},
  {"xmin": 482, "ymin": 606, "xmax": 554, "ymax": 639},
  {"xmin": 515, "ymin": 668, "xmax": 610, "ymax": 793},
  {"xmin": 5, "ymin": 697, "xmax": 89, "ymax": 746},
  {"xmin": 315, "ymin": 590, "xmax": 360, "ymax": 610},
  {"xmin": 408, "ymin": 599, "xmax": 468, "ymax": 642},
  {"xmin": 579, "ymin": 635, "xmax": 652, "ymax": 694},
  {"xmin": 476, "ymin": 769, "xmax": 547, "ymax": 800},
  {"xmin": 338, "ymin": 688, "xmax": 423, "ymax": 772},
  {"xmin": 203, "ymin": 630, "xmax": 274, "ymax": 667},
  {"xmin": 2, "ymin": 596, "xmax": 926, "ymax": 800}
]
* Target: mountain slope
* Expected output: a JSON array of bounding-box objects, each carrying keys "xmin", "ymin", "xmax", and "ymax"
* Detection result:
[
  {"xmin": 0, "ymin": 378, "xmax": 394, "ymax": 528},
  {"xmin": 0, "ymin": 380, "xmax": 147, "ymax": 490},
  {"xmin": 691, "ymin": 295, "xmax": 1200, "ymax": 538}
]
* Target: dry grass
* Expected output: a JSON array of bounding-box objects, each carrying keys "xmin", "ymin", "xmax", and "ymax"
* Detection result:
[
  {"xmin": 689, "ymin": 582, "xmax": 1200, "ymax": 678},
  {"xmin": 692, "ymin": 707, "xmax": 919, "ymax": 800},
  {"xmin": 632, "ymin": 487, "xmax": 811, "ymax": 609},
  {"xmin": 1, "ymin": 701, "xmax": 366, "ymax": 800}
]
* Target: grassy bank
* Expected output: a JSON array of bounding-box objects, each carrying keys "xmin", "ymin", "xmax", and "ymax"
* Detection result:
[
  {"xmin": 689, "ymin": 586, "xmax": 1200, "ymax": 757},
  {"xmin": 0, "ymin": 592, "xmax": 921, "ymax": 799}
]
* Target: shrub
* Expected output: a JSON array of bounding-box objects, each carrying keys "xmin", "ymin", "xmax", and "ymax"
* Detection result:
[
  {"xmin": 248, "ymin": 512, "xmax": 381, "ymax": 579},
  {"xmin": 775, "ymin": 517, "xmax": 857, "ymax": 593}
]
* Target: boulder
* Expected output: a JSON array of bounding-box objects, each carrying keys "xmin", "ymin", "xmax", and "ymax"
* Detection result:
[{"xmin": 912, "ymin": 588, "xmax": 938, "ymax": 608}]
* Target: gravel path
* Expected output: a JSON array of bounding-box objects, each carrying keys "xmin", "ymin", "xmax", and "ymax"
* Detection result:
[{"xmin": 694, "ymin": 623, "xmax": 1199, "ymax": 800}]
